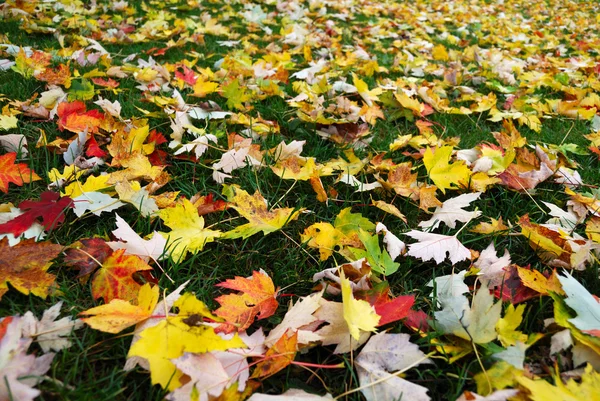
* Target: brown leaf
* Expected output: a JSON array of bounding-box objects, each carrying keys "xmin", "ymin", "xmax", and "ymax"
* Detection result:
[
  {"xmin": 0, "ymin": 238, "xmax": 62, "ymax": 300},
  {"xmin": 64, "ymin": 238, "xmax": 113, "ymax": 279}
]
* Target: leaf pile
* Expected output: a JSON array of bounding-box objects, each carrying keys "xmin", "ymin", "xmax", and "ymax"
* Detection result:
[{"xmin": 1, "ymin": 0, "xmax": 600, "ymax": 400}]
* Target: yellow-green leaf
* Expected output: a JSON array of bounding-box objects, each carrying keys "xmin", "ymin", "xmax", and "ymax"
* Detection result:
[
  {"xmin": 423, "ymin": 146, "xmax": 471, "ymax": 194},
  {"xmin": 222, "ymin": 184, "xmax": 303, "ymax": 239}
]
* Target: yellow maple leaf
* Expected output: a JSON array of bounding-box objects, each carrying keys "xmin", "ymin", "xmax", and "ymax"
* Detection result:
[
  {"xmin": 48, "ymin": 164, "xmax": 86, "ymax": 189},
  {"xmin": 432, "ymin": 44, "xmax": 449, "ymax": 61},
  {"xmin": 496, "ymin": 304, "xmax": 528, "ymax": 347},
  {"xmin": 80, "ymin": 283, "xmax": 159, "ymax": 334},
  {"xmin": 300, "ymin": 208, "xmax": 375, "ymax": 260},
  {"xmin": 352, "ymin": 73, "xmax": 382, "ymax": 107},
  {"xmin": 475, "ymin": 361, "xmax": 524, "ymax": 395},
  {"xmin": 222, "ymin": 184, "xmax": 303, "ymax": 239},
  {"xmin": 586, "ymin": 217, "xmax": 600, "ymax": 243},
  {"xmin": 517, "ymin": 364, "xmax": 600, "ymax": 401},
  {"xmin": 470, "ymin": 217, "xmax": 509, "ymax": 235},
  {"xmin": 63, "ymin": 174, "xmax": 111, "ymax": 198},
  {"xmin": 108, "ymin": 124, "xmax": 155, "ymax": 163},
  {"xmin": 0, "ymin": 114, "xmax": 18, "ymax": 131},
  {"xmin": 341, "ymin": 270, "xmax": 380, "ymax": 340},
  {"xmin": 128, "ymin": 292, "xmax": 245, "ymax": 390},
  {"xmin": 300, "ymin": 222, "xmax": 344, "ymax": 261},
  {"xmin": 107, "ymin": 153, "xmax": 164, "ymax": 184},
  {"xmin": 423, "ymin": 146, "xmax": 471, "ymax": 194},
  {"xmin": 159, "ymin": 199, "xmax": 222, "ymax": 261},
  {"xmin": 394, "ymin": 92, "xmax": 424, "ymax": 116},
  {"xmin": 192, "ymin": 77, "xmax": 220, "ymax": 98}
]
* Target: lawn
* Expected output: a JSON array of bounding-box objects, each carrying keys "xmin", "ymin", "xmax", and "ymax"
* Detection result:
[{"xmin": 1, "ymin": 0, "xmax": 600, "ymax": 400}]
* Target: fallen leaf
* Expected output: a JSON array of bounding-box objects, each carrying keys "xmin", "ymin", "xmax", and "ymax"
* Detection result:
[
  {"xmin": 0, "ymin": 239, "xmax": 62, "ymax": 300},
  {"xmin": 0, "ymin": 152, "xmax": 41, "ymax": 193},
  {"xmin": 355, "ymin": 332, "xmax": 431, "ymax": 401},
  {"xmin": 313, "ymin": 298, "xmax": 371, "ymax": 354},
  {"xmin": 159, "ymin": 199, "xmax": 222, "ymax": 261},
  {"xmin": 247, "ymin": 389, "xmax": 333, "ymax": 401},
  {"xmin": 128, "ymin": 293, "xmax": 245, "ymax": 390},
  {"xmin": 517, "ymin": 364, "xmax": 600, "ymax": 401},
  {"xmin": 64, "ymin": 238, "xmax": 113, "ymax": 278},
  {"xmin": 0, "ymin": 191, "xmax": 73, "ymax": 237},
  {"xmin": 251, "ymin": 331, "xmax": 298, "ymax": 379},
  {"xmin": 222, "ymin": 185, "xmax": 303, "ymax": 239},
  {"xmin": 91, "ymin": 249, "xmax": 154, "ymax": 303},
  {"xmin": 406, "ymin": 230, "xmax": 471, "ymax": 264},
  {"xmin": 423, "ymin": 146, "xmax": 471, "ymax": 194},
  {"xmin": 21, "ymin": 301, "xmax": 83, "ymax": 353},
  {"xmin": 341, "ymin": 270, "xmax": 380, "ymax": 340},
  {"xmin": 107, "ymin": 214, "xmax": 168, "ymax": 262},
  {"xmin": 418, "ymin": 192, "xmax": 482, "ymax": 230},
  {"xmin": 80, "ymin": 283, "xmax": 159, "ymax": 333},
  {"xmin": 215, "ymin": 270, "xmax": 279, "ymax": 334},
  {"xmin": 557, "ymin": 271, "xmax": 600, "ymax": 336}
]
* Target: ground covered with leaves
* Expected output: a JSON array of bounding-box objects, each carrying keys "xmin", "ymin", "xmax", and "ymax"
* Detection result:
[{"xmin": 1, "ymin": 0, "xmax": 600, "ymax": 400}]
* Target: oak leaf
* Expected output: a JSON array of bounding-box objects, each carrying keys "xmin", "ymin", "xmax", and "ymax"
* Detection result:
[
  {"xmin": 0, "ymin": 239, "xmax": 62, "ymax": 301},
  {"xmin": 0, "ymin": 153, "xmax": 41, "ymax": 193},
  {"xmin": 215, "ymin": 270, "xmax": 279, "ymax": 333}
]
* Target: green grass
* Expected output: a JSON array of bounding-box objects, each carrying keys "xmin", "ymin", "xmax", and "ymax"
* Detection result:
[{"xmin": 1, "ymin": 0, "xmax": 600, "ymax": 400}]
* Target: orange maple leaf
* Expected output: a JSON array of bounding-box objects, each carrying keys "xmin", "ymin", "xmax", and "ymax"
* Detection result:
[
  {"xmin": 0, "ymin": 152, "xmax": 41, "ymax": 193},
  {"xmin": 0, "ymin": 238, "xmax": 62, "ymax": 301},
  {"xmin": 215, "ymin": 270, "xmax": 279, "ymax": 333},
  {"xmin": 251, "ymin": 330, "xmax": 298, "ymax": 379},
  {"xmin": 91, "ymin": 249, "xmax": 154, "ymax": 303},
  {"xmin": 56, "ymin": 101, "xmax": 103, "ymax": 134}
]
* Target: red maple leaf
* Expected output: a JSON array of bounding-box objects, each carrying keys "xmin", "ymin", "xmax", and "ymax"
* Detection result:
[
  {"xmin": 363, "ymin": 282, "xmax": 415, "ymax": 326},
  {"xmin": 91, "ymin": 77, "xmax": 120, "ymax": 88},
  {"xmin": 494, "ymin": 265, "xmax": 541, "ymax": 304},
  {"xmin": 0, "ymin": 191, "xmax": 74, "ymax": 237},
  {"xmin": 85, "ymin": 135, "xmax": 108, "ymax": 158},
  {"xmin": 175, "ymin": 65, "xmax": 198, "ymax": 86}
]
